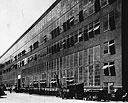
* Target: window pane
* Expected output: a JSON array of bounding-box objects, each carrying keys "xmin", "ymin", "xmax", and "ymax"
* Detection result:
[
  {"xmin": 103, "ymin": 15, "xmax": 109, "ymax": 31},
  {"xmin": 104, "ymin": 67, "xmax": 109, "ymax": 76},
  {"xmin": 89, "ymin": 65, "xmax": 93, "ymax": 86},
  {"xmin": 84, "ymin": 26, "xmax": 89, "ymax": 41},
  {"xmin": 84, "ymin": 66, "xmax": 89, "ymax": 86},
  {"xmin": 94, "ymin": 45, "xmax": 100, "ymax": 62},
  {"xmin": 79, "ymin": 10, "xmax": 84, "ymax": 22},
  {"xmin": 109, "ymin": 44, "xmax": 116, "ymax": 55},
  {"xmin": 88, "ymin": 47, "xmax": 93, "ymax": 64},
  {"xmin": 109, "ymin": 11, "xmax": 116, "ymax": 30},
  {"xmin": 79, "ymin": 67, "xmax": 83, "ymax": 82},
  {"xmin": 70, "ymin": 35, "xmax": 75, "ymax": 47},
  {"xmin": 94, "ymin": 19, "xmax": 100, "ymax": 35},
  {"xmin": 88, "ymin": 22, "xmax": 94, "ymax": 38},
  {"xmin": 110, "ymin": 65, "xmax": 116, "ymax": 76},
  {"xmin": 79, "ymin": 51, "xmax": 83, "ymax": 66},
  {"xmin": 83, "ymin": 8, "xmax": 89, "ymax": 19},
  {"xmin": 74, "ymin": 52, "xmax": 78, "ymax": 67},
  {"xmin": 94, "ymin": 0, "xmax": 101, "ymax": 13},
  {"xmin": 104, "ymin": 42, "xmax": 108, "ymax": 54},
  {"xmin": 83, "ymin": 49, "xmax": 88, "ymax": 66},
  {"xmin": 88, "ymin": 4, "xmax": 94, "ymax": 15},
  {"xmin": 78, "ymin": 28, "xmax": 83, "ymax": 42},
  {"xmin": 74, "ymin": 30, "xmax": 78, "ymax": 44}
]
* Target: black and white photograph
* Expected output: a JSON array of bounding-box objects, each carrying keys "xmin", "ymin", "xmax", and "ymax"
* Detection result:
[{"xmin": 0, "ymin": 0, "xmax": 126, "ymax": 103}]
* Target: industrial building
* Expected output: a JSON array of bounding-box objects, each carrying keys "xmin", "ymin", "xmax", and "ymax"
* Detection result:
[{"xmin": 0, "ymin": 0, "xmax": 122, "ymax": 96}]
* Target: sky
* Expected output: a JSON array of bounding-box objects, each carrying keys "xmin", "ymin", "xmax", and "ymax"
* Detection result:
[{"xmin": 0, "ymin": 0, "xmax": 56, "ymax": 56}]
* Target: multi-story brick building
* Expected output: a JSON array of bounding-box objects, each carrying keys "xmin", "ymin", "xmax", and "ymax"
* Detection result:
[{"xmin": 0, "ymin": 0, "xmax": 122, "ymax": 94}]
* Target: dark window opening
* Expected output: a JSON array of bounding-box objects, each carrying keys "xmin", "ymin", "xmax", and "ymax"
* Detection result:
[
  {"xmin": 94, "ymin": 0, "xmax": 101, "ymax": 13},
  {"xmin": 54, "ymin": 44, "xmax": 57, "ymax": 53},
  {"xmin": 67, "ymin": 37, "xmax": 70, "ymax": 48},
  {"xmin": 109, "ymin": 62, "xmax": 116, "ymax": 76},
  {"xmin": 70, "ymin": 35, "xmax": 75, "ymax": 47},
  {"xmin": 70, "ymin": 17, "xmax": 74, "ymax": 27},
  {"xmin": 22, "ymin": 60, "xmax": 25, "ymax": 66},
  {"xmin": 109, "ymin": 40, "xmax": 116, "ymax": 55},
  {"xmin": 59, "ymin": 41, "xmax": 63, "ymax": 50},
  {"xmin": 94, "ymin": 19, "xmax": 100, "ymax": 35},
  {"xmin": 57, "ymin": 42, "xmax": 60, "ymax": 52},
  {"xmin": 104, "ymin": 67, "xmax": 109, "ymax": 76},
  {"xmin": 109, "ymin": 11, "xmax": 116, "ymax": 30},
  {"xmin": 88, "ymin": 22, "xmax": 94, "ymax": 38},
  {"xmin": 79, "ymin": 10, "xmax": 84, "ymax": 22},
  {"xmin": 56, "ymin": 26, "xmax": 60, "ymax": 36},
  {"xmin": 47, "ymin": 47, "xmax": 49, "ymax": 55},
  {"xmin": 74, "ymin": 31, "xmax": 78, "ymax": 44},
  {"xmin": 22, "ymin": 50, "xmax": 26, "ymax": 56},
  {"xmin": 33, "ymin": 41, "xmax": 39, "ymax": 50},
  {"xmin": 51, "ymin": 45, "xmax": 54, "ymax": 54},
  {"xmin": 109, "ymin": 44, "xmax": 116, "ymax": 55},
  {"xmin": 103, "ymin": 15, "xmax": 109, "ymax": 31},
  {"xmin": 67, "ymin": 19, "xmax": 70, "ymax": 30},
  {"xmin": 62, "ymin": 39, "xmax": 66, "ymax": 49},
  {"xmin": 44, "ymin": 35, "xmax": 47, "ymax": 42},
  {"xmin": 14, "ymin": 56, "xmax": 17, "ymax": 61},
  {"xmin": 78, "ymin": 28, "xmax": 83, "ymax": 42},
  {"xmin": 34, "ymin": 54, "xmax": 37, "ymax": 61},
  {"xmin": 84, "ymin": 26, "xmax": 89, "ymax": 41},
  {"xmin": 63, "ymin": 22, "xmax": 67, "ymax": 32},
  {"xmin": 108, "ymin": 0, "xmax": 116, "ymax": 4}
]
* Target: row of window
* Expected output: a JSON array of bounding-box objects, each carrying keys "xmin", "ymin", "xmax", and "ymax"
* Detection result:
[
  {"xmin": 48, "ymin": 0, "xmax": 116, "ymax": 40},
  {"xmin": 2, "ymin": 0, "xmax": 116, "ymax": 68},
  {"xmin": 44, "ymin": 10, "xmax": 115, "ymax": 56},
  {"xmin": 46, "ymin": 18, "xmax": 100, "ymax": 55},
  {"xmin": 2, "ymin": 38, "xmax": 115, "ymax": 75},
  {"xmin": 4, "ymin": 41, "xmax": 39, "ymax": 67}
]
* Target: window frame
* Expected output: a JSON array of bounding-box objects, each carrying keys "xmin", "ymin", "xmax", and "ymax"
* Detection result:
[
  {"xmin": 103, "ymin": 61, "xmax": 116, "ymax": 76},
  {"xmin": 100, "ymin": 0, "xmax": 109, "ymax": 8},
  {"xmin": 104, "ymin": 40, "xmax": 116, "ymax": 55}
]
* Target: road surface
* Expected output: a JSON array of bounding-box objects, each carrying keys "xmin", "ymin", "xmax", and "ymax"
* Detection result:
[{"xmin": 0, "ymin": 91, "xmax": 126, "ymax": 103}]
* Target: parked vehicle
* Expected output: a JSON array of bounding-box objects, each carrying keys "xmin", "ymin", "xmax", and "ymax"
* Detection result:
[{"xmin": 0, "ymin": 87, "xmax": 6, "ymax": 97}]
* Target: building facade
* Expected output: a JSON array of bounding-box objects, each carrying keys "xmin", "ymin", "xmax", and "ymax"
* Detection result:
[{"xmin": 0, "ymin": 0, "xmax": 121, "ymax": 93}]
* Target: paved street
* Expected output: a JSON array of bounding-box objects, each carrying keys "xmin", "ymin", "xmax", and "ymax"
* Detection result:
[{"xmin": 0, "ymin": 91, "xmax": 126, "ymax": 103}]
